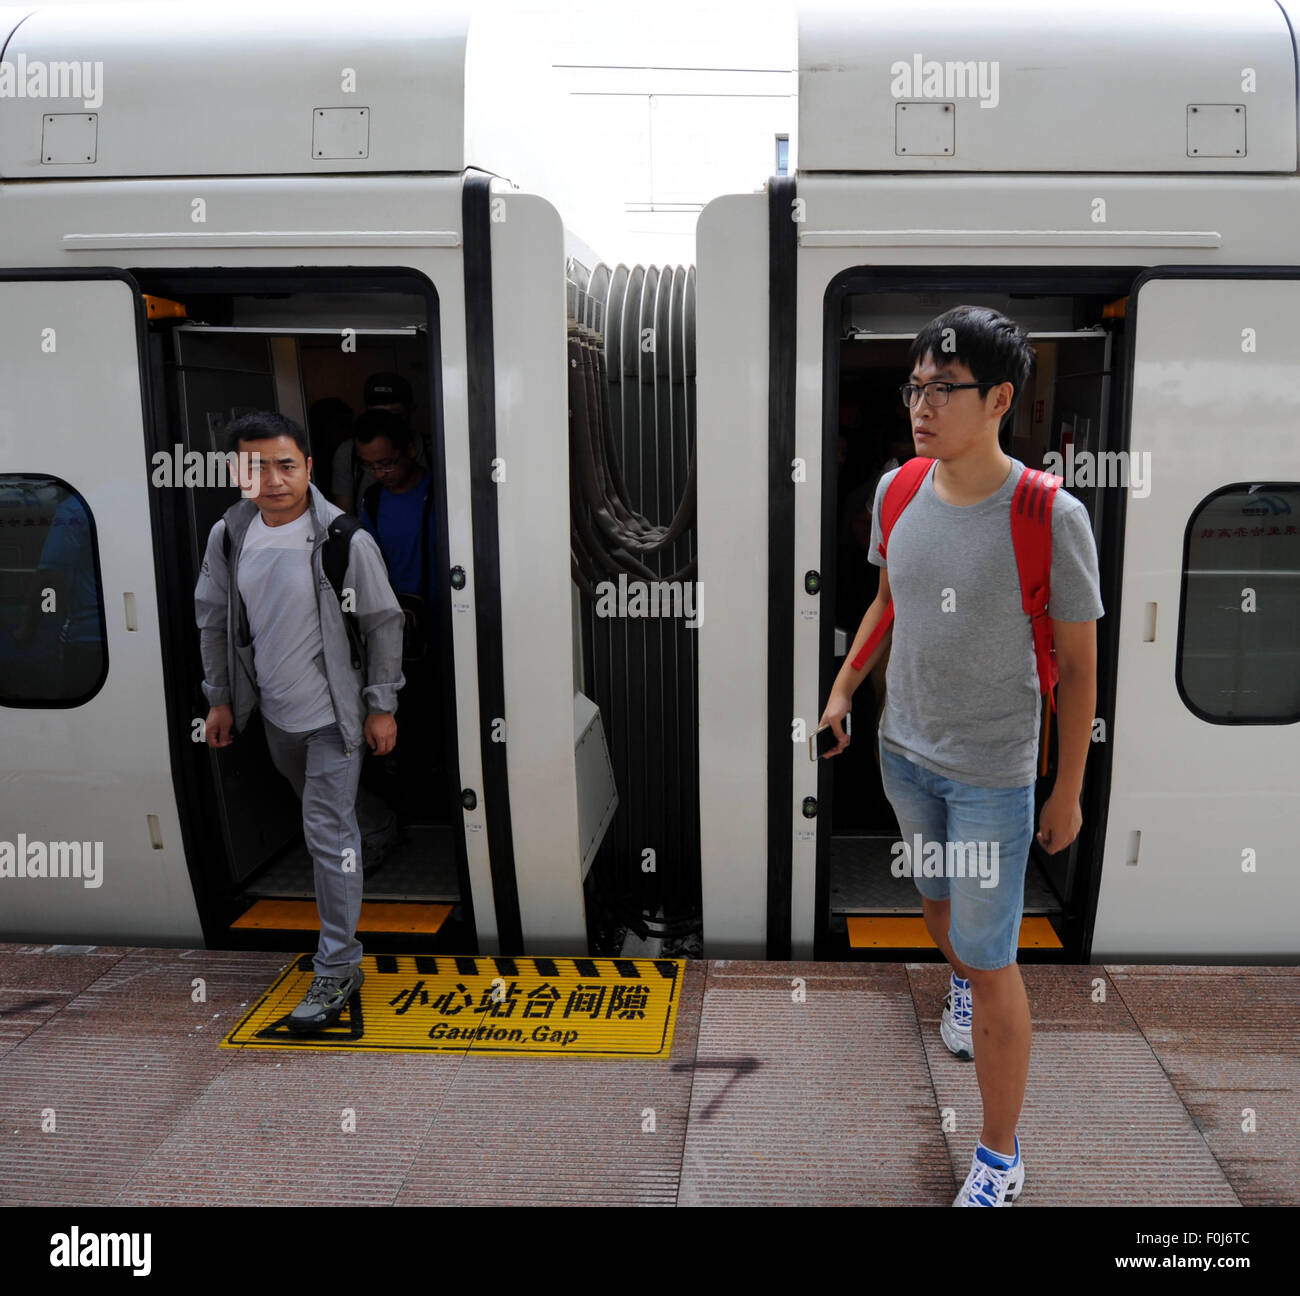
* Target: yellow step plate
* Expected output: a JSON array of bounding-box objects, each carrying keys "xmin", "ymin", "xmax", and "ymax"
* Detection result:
[
  {"xmin": 222, "ymin": 954, "xmax": 686, "ymax": 1058},
  {"xmin": 846, "ymin": 916, "xmax": 1063, "ymax": 950},
  {"xmin": 232, "ymin": 899, "xmax": 452, "ymax": 934}
]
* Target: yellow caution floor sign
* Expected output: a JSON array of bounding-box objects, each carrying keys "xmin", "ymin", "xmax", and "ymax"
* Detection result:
[{"xmin": 223, "ymin": 954, "xmax": 685, "ymax": 1058}]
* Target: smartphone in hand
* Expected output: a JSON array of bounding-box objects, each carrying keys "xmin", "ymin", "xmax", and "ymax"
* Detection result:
[{"xmin": 809, "ymin": 715, "xmax": 850, "ymax": 761}]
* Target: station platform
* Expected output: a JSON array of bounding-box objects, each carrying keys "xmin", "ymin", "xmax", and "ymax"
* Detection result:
[{"xmin": 1, "ymin": 942, "xmax": 1295, "ymax": 1216}]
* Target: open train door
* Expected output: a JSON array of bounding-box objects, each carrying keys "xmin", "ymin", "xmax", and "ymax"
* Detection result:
[
  {"xmin": 1091, "ymin": 270, "xmax": 1300, "ymax": 960},
  {"xmin": 0, "ymin": 271, "xmax": 202, "ymax": 944}
]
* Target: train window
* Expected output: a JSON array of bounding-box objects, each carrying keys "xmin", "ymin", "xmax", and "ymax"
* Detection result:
[
  {"xmin": 0, "ymin": 476, "xmax": 108, "ymax": 707},
  {"xmin": 1179, "ymin": 484, "xmax": 1300, "ymax": 722}
]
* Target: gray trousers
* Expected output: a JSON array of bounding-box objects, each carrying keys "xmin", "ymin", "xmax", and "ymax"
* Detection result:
[{"xmin": 263, "ymin": 719, "xmax": 365, "ymax": 976}]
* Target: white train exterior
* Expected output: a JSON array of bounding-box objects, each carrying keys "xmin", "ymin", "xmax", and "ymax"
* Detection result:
[
  {"xmin": 0, "ymin": 2, "xmax": 618, "ymax": 954},
  {"xmin": 697, "ymin": 0, "xmax": 1300, "ymax": 960}
]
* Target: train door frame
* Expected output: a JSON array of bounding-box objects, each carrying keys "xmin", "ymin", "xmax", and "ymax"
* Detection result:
[
  {"xmin": 818, "ymin": 320, "xmax": 1115, "ymax": 949},
  {"xmin": 129, "ymin": 262, "xmax": 488, "ymax": 952},
  {"xmin": 165, "ymin": 322, "xmax": 307, "ymax": 890},
  {"xmin": 808, "ymin": 261, "xmax": 1142, "ymax": 961}
]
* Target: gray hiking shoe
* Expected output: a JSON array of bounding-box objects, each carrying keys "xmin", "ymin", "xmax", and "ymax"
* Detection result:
[{"xmin": 287, "ymin": 964, "xmax": 365, "ymax": 1033}]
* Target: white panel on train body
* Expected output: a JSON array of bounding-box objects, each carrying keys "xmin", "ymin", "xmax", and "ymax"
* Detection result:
[
  {"xmin": 487, "ymin": 185, "xmax": 587, "ymax": 952},
  {"xmin": 1091, "ymin": 276, "xmax": 1300, "ymax": 960},
  {"xmin": 0, "ymin": 0, "xmax": 572, "ymax": 200},
  {"xmin": 696, "ymin": 192, "xmax": 772, "ymax": 958},
  {"xmin": 798, "ymin": 0, "xmax": 1298, "ymax": 174},
  {"xmin": 0, "ymin": 277, "xmax": 201, "ymax": 945}
]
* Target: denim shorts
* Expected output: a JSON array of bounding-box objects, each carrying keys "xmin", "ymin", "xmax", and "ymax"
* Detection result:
[{"xmin": 878, "ymin": 739, "xmax": 1035, "ymax": 971}]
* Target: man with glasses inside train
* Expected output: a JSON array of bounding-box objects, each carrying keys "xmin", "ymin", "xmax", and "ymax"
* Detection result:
[
  {"xmin": 331, "ymin": 371, "xmax": 426, "ymax": 516},
  {"xmin": 194, "ymin": 411, "xmax": 405, "ymax": 1033},
  {"xmin": 353, "ymin": 408, "xmax": 445, "ymax": 818},
  {"xmin": 818, "ymin": 305, "xmax": 1104, "ymax": 1206}
]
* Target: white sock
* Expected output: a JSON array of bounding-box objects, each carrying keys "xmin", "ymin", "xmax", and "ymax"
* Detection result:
[{"xmin": 979, "ymin": 1137, "xmax": 1017, "ymax": 1165}]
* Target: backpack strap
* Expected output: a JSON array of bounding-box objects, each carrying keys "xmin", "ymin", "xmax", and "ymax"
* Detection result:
[
  {"xmin": 362, "ymin": 482, "xmax": 382, "ymax": 530},
  {"xmin": 849, "ymin": 457, "xmax": 933, "ymax": 671},
  {"xmin": 220, "ymin": 510, "xmax": 251, "ymax": 645},
  {"xmin": 322, "ymin": 514, "xmax": 365, "ymax": 671},
  {"xmin": 1010, "ymin": 467, "xmax": 1063, "ymax": 714}
]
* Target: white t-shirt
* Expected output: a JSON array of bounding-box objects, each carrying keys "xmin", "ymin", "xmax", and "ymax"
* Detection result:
[{"xmin": 236, "ymin": 508, "xmax": 336, "ymax": 733}]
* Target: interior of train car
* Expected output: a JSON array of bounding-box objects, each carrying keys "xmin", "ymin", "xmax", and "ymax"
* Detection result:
[
  {"xmin": 822, "ymin": 281, "xmax": 1125, "ymax": 957},
  {"xmin": 134, "ymin": 269, "xmax": 468, "ymax": 951}
]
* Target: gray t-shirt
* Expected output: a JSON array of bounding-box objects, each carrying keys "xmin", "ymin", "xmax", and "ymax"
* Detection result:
[{"xmin": 868, "ymin": 456, "xmax": 1104, "ymax": 788}]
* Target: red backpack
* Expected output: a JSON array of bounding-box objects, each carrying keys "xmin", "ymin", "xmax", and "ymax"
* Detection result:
[{"xmin": 849, "ymin": 456, "xmax": 1063, "ymax": 714}]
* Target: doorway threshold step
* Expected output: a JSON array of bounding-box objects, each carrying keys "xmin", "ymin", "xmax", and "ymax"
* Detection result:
[
  {"xmin": 232, "ymin": 899, "xmax": 453, "ymax": 935},
  {"xmin": 846, "ymin": 915, "xmax": 1062, "ymax": 951}
]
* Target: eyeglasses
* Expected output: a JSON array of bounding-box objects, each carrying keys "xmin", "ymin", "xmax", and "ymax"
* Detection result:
[
  {"xmin": 361, "ymin": 455, "xmax": 405, "ymax": 473},
  {"xmin": 899, "ymin": 381, "xmax": 988, "ymax": 408}
]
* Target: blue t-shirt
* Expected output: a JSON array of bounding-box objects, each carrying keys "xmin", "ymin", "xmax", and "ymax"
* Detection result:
[{"xmin": 360, "ymin": 473, "xmax": 436, "ymax": 600}]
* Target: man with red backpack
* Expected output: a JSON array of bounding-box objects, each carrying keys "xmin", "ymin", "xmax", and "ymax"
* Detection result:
[{"xmin": 818, "ymin": 305, "xmax": 1104, "ymax": 1207}]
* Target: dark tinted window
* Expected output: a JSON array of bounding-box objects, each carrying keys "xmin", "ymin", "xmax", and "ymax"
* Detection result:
[
  {"xmin": 0, "ymin": 476, "xmax": 107, "ymax": 706},
  {"xmin": 1179, "ymin": 484, "xmax": 1300, "ymax": 721}
]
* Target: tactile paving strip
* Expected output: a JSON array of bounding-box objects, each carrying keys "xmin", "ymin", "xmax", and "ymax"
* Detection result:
[
  {"xmin": 1107, "ymin": 965, "xmax": 1300, "ymax": 1207},
  {"xmin": 222, "ymin": 954, "xmax": 685, "ymax": 1057},
  {"xmin": 0, "ymin": 945, "xmax": 132, "ymax": 1059},
  {"xmin": 0, "ymin": 947, "xmax": 288, "ymax": 1205},
  {"xmin": 679, "ymin": 963, "xmax": 953, "ymax": 1205},
  {"xmin": 909, "ymin": 963, "xmax": 1241, "ymax": 1206}
]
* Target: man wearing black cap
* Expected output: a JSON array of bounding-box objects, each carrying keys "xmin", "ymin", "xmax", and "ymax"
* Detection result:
[
  {"xmin": 331, "ymin": 372, "xmax": 425, "ymax": 515},
  {"xmin": 326, "ymin": 371, "xmax": 420, "ymax": 862}
]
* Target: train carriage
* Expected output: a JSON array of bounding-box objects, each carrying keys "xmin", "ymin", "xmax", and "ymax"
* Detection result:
[
  {"xmin": 696, "ymin": 0, "xmax": 1300, "ymax": 961},
  {"xmin": 0, "ymin": 1, "xmax": 640, "ymax": 955}
]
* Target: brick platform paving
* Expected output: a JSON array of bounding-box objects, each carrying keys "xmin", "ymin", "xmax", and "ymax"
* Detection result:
[{"xmin": 0, "ymin": 945, "xmax": 1294, "ymax": 1206}]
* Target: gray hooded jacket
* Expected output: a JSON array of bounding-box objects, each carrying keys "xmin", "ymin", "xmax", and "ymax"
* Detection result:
[{"xmin": 194, "ymin": 483, "xmax": 405, "ymax": 754}]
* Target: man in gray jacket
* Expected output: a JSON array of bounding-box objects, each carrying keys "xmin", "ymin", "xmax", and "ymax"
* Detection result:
[{"xmin": 194, "ymin": 411, "xmax": 405, "ymax": 1032}]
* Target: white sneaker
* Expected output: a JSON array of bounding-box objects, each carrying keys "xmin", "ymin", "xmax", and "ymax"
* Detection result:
[
  {"xmin": 941, "ymin": 972, "xmax": 973, "ymax": 1059},
  {"xmin": 954, "ymin": 1136, "xmax": 1025, "ymax": 1206}
]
